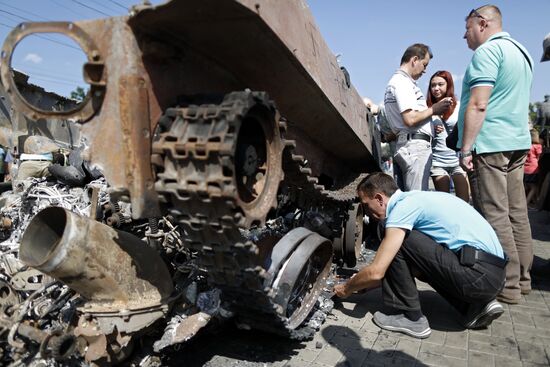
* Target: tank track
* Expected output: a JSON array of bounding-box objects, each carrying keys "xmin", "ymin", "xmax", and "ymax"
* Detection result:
[{"xmin": 152, "ymin": 91, "xmax": 354, "ymax": 337}]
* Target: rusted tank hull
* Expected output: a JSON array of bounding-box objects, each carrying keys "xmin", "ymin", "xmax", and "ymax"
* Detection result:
[
  {"xmin": 129, "ymin": 0, "xmax": 375, "ymax": 164},
  {"xmin": 1, "ymin": 0, "xmax": 378, "ymax": 218},
  {"xmin": 0, "ymin": 2, "xmax": 376, "ymax": 359}
]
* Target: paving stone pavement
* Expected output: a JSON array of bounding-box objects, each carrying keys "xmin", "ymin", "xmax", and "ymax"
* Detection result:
[{"xmin": 167, "ymin": 209, "xmax": 550, "ymax": 367}]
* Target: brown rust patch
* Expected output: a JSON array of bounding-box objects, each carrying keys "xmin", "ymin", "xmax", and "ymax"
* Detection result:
[{"xmin": 118, "ymin": 75, "xmax": 160, "ymax": 218}]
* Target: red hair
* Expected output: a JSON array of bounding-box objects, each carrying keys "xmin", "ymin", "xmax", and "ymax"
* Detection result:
[{"xmin": 426, "ymin": 70, "xmax": 457, "ymax": 122}]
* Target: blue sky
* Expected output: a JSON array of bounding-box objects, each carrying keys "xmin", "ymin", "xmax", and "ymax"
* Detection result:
[
  {"xmin": 0, "ymin": 0, "xmax": 548, "ymax": 105},
  {"xmin": 309, "ymin": 0, "xmax": 550, "ymax": 105}
]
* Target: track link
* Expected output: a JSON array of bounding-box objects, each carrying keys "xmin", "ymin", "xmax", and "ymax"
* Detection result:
[{"xmin": 152, "ymin": 91, "xmax": 353, "ymax": 336}]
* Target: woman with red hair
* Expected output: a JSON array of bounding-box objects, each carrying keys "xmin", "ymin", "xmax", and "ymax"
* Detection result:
[{"xmin": 427, "ymin": 71, "xmax": 469, "ymax": 201}]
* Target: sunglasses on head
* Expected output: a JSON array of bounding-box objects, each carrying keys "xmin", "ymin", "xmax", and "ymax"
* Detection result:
[{"xmin": 466, "ymin": 8, "xmax": 486, "ymax": 21}]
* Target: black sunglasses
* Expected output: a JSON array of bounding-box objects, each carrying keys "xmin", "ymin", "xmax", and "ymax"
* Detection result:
[{"xmin": 466, "ymin": 9, "xmax": 486, "ymax": 21}]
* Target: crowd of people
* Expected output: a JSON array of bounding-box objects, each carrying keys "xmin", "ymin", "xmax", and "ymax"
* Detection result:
[
  {"xmin": 336, "ymin": 4, "xmax": 549, "ymax": 339},
  {"xmin": 0, "ymin": 1, "xmax": 546, "ymax": 347}
]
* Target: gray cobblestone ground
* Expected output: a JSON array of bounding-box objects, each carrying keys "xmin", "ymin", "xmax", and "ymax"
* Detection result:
[{"xmin": 167, "ymin": 209, "xmax": 550, "ymax": 367}]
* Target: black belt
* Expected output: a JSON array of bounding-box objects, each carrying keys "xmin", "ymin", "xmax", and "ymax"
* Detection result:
[
  {"xmin": 475, "ymin": 249, "xmax": 508, "ymax": 268},
  {"xmin": 459, "ymin": 246, "xmax": 508, "ymax": 269},
  {"xmin": 407, "ymin": 133, "xmax": 431, "ymax": 142}
]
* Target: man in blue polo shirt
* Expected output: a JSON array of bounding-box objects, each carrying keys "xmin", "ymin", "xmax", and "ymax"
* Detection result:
[
  {"xmin": 334, "ymin": 173, "xmax": 506, "ymax": 339},
  {"xmin": 457, "ymin": 5, "xmax": 533, "ymax": 304}
]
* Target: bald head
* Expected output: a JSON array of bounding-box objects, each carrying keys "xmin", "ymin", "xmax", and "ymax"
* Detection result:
[
  {"xmin": 474, "ymin": 5, "xmax": 502, "ymax": 28},
  {"xmin": 464, "ymin": 4, "xmax": 503, "ymax": 50}
]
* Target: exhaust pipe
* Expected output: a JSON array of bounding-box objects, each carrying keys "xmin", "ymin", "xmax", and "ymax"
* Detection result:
[{"xmin": 19, "ymin": 207, "xmax": 173, "ymax": 310}]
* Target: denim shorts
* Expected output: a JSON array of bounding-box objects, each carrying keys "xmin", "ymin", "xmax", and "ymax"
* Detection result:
[{"xmin": 431, "ymin": 165, "xmax": 465, "ymax": 177}]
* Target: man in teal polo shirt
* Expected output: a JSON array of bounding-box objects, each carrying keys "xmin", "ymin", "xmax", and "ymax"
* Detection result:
[
  {"xmin": 334, "ymin": 173, "xmax": 506, "ymax": 339},
  {"xmin": 457, "ymin": 5, "xmax": 533, "ymax": 304}
]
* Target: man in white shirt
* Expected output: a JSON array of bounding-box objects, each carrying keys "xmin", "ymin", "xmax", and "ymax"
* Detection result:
[{"xmin": 384, "ymin": 44, "xmax": 452, "ymax": 190}]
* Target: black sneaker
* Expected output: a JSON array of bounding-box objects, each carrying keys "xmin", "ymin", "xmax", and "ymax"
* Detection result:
[
  {"xmin": 464, "ymin": 300, "xmax": 504, "ymax": 329},
  {"xmin": 372, "ymin": 311, "xmax": 431, "ymax": 339}
]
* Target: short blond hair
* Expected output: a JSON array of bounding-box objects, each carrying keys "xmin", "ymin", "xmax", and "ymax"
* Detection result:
[{"xmin": 476, "ymin": 5, "xmax": 502, "ymax": 27}]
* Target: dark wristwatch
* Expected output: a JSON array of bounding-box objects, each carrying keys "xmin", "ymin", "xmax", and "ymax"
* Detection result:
[{"xmin": 458, "ymin": 150, "xmax": 472, "ymax": 159}]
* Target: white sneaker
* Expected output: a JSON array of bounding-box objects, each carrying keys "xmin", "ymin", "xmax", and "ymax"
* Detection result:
[{"xmin": 464, "ymin": 300, "xmax": 504, "ymax": 329}]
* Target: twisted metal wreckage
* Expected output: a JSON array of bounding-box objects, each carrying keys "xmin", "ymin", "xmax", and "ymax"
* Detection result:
[{"xmin": 0, "ymin": 0, "xmax": 381, "ymax": 365}]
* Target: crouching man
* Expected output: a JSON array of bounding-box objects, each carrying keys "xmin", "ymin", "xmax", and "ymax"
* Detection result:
[{"xmin": 334, "ymin": 172, "xmax": 506, "ymax": 338}]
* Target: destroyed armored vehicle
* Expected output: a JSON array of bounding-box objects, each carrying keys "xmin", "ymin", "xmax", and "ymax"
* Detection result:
[{"xmin": 0, "ymin": 0, "xmax": 380, "ymax": 364}]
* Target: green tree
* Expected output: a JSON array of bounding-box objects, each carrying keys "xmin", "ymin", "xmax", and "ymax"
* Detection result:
[
  {"xmin": 529, "ymin": 102, "xmax": 538, "ymax": 125},
  {"xmin": 70, "ymin": 86, "xmax": 87, "ymax": 102}
]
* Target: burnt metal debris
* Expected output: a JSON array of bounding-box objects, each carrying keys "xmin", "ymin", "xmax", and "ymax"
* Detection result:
[{"xmin": 0, "ymin": 0, "xmax": 381, "ymax": 365}]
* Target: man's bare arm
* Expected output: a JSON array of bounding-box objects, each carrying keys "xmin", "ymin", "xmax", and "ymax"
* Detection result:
[
  {"xmin": 334, "ymin": 228, "xmax": 407, "ymax": 297},
  {"xmin": 401, "ymin": 108, "xmax": 435, "ymax": 127},
  {"xmin": 460, "ymin": 86, "xmax": 492, "ymax": 171},
  {"xmin": 461, "ymin": 86, "xmax": 492, "ymax": 152},
  {"xmin": 401, "ymin": 97, "xmax": 453, "ymax": 127}
]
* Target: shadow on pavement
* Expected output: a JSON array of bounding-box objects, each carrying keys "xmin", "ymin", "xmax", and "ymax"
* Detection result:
[
  {"xmin": 529, "ymin": 209, "xmax": 550, "ymax": 241},
  {"xmin": 333, "ymin": 287, "xmax": 465, "ymax": 333},
  {"xmin": 529, "ymin": 207, "xmax": 550, "ymax": 291},
  {"xmin": 532, "ymin": 255, "xmax": 550, "ymax": 292},
  {"xmin": 160, "ymin": 323, "xmax": 302, "ymax": 366},
  {"xmin": 332, "ymin": 288, "xmax": 383, "ymax": 319},
  {"xmin": 321, "ymin": 325, "xmax": 428, "ymax": 367},
  {"xmin": 418, "ymin": 290, "xmax": 464, "ymax": 332}
]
